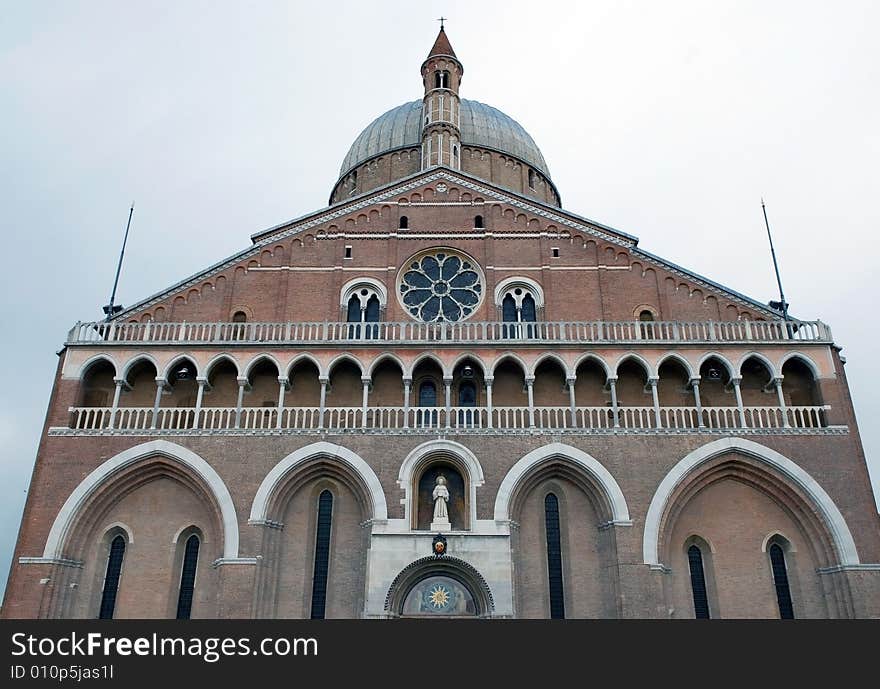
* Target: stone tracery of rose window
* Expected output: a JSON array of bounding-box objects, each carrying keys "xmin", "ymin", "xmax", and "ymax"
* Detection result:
[{"xmin": 398, "ymin": 250, "xmax": 483, "ymax": 322}]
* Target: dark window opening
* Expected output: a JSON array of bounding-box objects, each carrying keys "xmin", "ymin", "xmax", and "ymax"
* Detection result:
[
  {"xmin": 232, "ymin": 311, "xmax": 247, "ymax": 323},
  {"xmin": 399, "ymin": 215, "xmax": 408, "ymax": 229},
  {"xmin": 545, "ymin": 493, "xmax": 565, "ymax": 619},
  {"xmin": 310, "ymin": 490, "xmax": 334, "ymax": 619},
  {"xmin": 474, "ymin": 215, "xmax": 484, "ymax": 229},
  {"xmin": 434, "ymin": 70, "xmax": 449, "ymax": 89},
  {"xmin": 99, "ymin": 535, "xmax": 126, "ymax": 619},
  {"xmin": 418, "ymin": 381, "xmax": 438, "ymax": 426},
  {"xmin": 551, "ymin": 247, "xmax": 560, "ymax": 258},
  {"xmin": 175, "ymin": 534, "xmax": 200, "ymax": 619},
  {"xmin": 769, "ymin": 543, "xmax": 795, "ymax": 619},
  {"xmin": 639, "ymin": 310, "xmax": 655, "ymax": 322},
  {"xmin": 521, "ymin": 294, "xmax": 537, "ymax": 322},
  {"xmin": 344, "ymin": 246, "xmax": 352, "ymax": 259},
  {"xmin": 687, "ymin": 544, "xmax": 710, "ymax": 619}
]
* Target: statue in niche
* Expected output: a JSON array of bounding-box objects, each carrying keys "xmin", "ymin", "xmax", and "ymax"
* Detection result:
[{"xmin": 432, "ymin": 474, "xmax": 450, "ymax": 524}]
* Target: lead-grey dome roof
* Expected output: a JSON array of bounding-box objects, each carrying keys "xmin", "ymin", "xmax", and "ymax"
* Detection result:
[{"xmin": 338, "ymin": 99, "xmax": 551, "ymax": 179}]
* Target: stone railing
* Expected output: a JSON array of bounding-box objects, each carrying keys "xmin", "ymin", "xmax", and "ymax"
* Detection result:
[
  {"xmin": 66, "ymin": 404, "xmax": 832, "ymax": 433},
  {"xmin": 66, "ymin": 318, "xmax": 832, "ymax": 347}
]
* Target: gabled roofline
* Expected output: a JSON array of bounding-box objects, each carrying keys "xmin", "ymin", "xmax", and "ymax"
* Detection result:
[{"xmin": 112, "ymin": 166, "xmax": 779, "ymax": 320}]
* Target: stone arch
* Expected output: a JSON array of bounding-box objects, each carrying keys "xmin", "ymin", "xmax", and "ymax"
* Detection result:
[
  {"xmin": 161, "ymin": 354, "xmax": 200, "ymax": 381},
  {"xmin": 449, "ymin": 352, "xmax": 488, "ymax": 380},
  {"xmin": 366, "ymin": 352, "xmax": 407, "ymax": 378},
  {"xmin": 76, "ymin": 354, "xmax": 119, "ymax": 380},
  {"xmin": 43, "ymin": 440, "xmax": 239, "ymax": 561},
  {"xmin": 285, "ymin": 353, "xmax": 322, "ymax": 379},
  {"xmin": 489, "ymin": 352, "xmax": 529, "ymax": 379},
  {"xmin": 696, "ymin": 352, "xmax": 736, "ymax": 380},
  {"xmin": 339, "ymin": 276, "xmax": 388, "ymax": 309},
  {"xmin": 612, "ymin": 353, "xmax": 654, "ymax": 379},
  {"xmin": 204, "ymin": 354, "xmax": 240, "ymax": 379},
  {"xmin": 655, "ymin": 353, "xmax": 696, "ymax": 380},
  {"xmin": 242, "ymin": 354, "xmax": 283, "ymax": 381},
  {"xmin": 383, "ymin": 555, "xmax": 495, "ymax": 617},
  {"xmin": 397, "ymin": 440, "xmax": 485, "ymax": 530},
  {"xmin": 493, "ymin": 276, "xmax": 546, "ymax": 308},
  {"xmin": 249, "ymin": 441, "xmax": 387, "ymax": 524},
  {"xmin": 407, "ymin": 352, "xmax": 447, "ymax": 379},
  {"xmin": 325, "ymin": 353, "xmax": 365, "ymax": 379},
  {"xmin": 494, "ymin": 443, "xmax": 630, "ymax": 524},
  {"xmin": 778, "ymin": 351, "xmax": 821, "ymax": 380},
  {"xmin": 642, "ymin": 437, "xmax": 859, "ymax": 568},
  {"xmin": 572, "ymin": 353, "xmax": 612, "ymax": 380},
  {"xmin": 737, "ymin": 352, "xmax": 778, "ymax": 378},
  {"xmin": 118, "ymin": 354, "xmax": 159, "ymax": 383},
  {"xmin": 529, "ymin": 352, "xmax": 572, "ymax": 379}
]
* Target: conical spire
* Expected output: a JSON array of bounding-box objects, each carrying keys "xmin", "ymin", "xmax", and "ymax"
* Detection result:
[{"xmin": 428, "ymin": 26, "xmax": 456, "ymax": 59}]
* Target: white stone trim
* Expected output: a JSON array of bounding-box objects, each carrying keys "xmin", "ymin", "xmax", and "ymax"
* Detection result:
[
  {"xmin": 397, "ymin": 439, "xmax": 485, "ymax": 528},
  {"xmin": 642, "ymin": 437, "xmax": 860, "ymax": 567},
  {"xmin": 493, "ymin": 442, "xmax": 631, "ymax": 523},
  {"xmin": 340, "ymin": 276, "xmax": 388, "ymax": 309},
  {"xmin": 778, "ymin": 351, "xmax": 822, "ymax": 380},
  {"xmin": 72, "ymin": 354, "xmax": 120, "ymax": 380},
  {"xmin": 493, "ymin": 276, "xmax": 545, "ymax": 308},
  {"xmin": 42, "ymin": 440, "xmax": 240, "ymax": 560},
  {"xmin": 249, "ymin": 441, "xmax": 388, "ymax": 523}
]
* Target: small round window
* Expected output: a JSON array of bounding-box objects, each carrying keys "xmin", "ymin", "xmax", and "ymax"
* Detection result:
[{"xmin": 398, "ymin": 250, "xmax": 483, "ymax": 322}]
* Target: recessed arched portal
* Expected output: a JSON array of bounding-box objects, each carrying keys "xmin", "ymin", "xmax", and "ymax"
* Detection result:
[{"xmin": 384, "ymin": 556, "xmax": 495, "ymax": 617}]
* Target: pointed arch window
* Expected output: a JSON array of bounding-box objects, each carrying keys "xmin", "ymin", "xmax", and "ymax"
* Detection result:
[
  {"xmin": 769, "ymin": 543, "xmax": 794, "ymax": 619},
  {"xmin": 687, "ymin": 544, "xmax": 710, "ymax": 619},
  {"xmin": 99, "ymin": 535, "xmax": 126, "ymax": 619},
  {"xmin": 544, "ymin": 493, "xmax": 565, "ymax": 619},
  {"xmin": 399, "ymin": 215, "xmax": 408, "ymax": 230},
  {"xmin": 418, "ymin": 381, "xmax": 438, "ymax": 427},
  {"xmin": 175, "ymin": 534, "xmax": 200, "ymax": 619},
  {"xmin": 345, "ymin": 287, "xmax": 383, "ymax": 339},
  {"xmin": 310, "ymin": 490, "xmax": 334, "ymax": 619}
]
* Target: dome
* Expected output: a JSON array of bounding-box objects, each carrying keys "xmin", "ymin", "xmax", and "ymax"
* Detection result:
[{"xmin": 338, "ymin": 99, "xmax": 551, "ymax": 181}]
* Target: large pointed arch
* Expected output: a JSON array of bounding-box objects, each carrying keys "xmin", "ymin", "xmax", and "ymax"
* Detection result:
[
  {"xmin": 494, "ymin": 443, "xmax": 630, "ymax": 524},
  {"xmin": 42, "ymin": 440, "xmax": 239, "ymax": 560},
  {"xmin": 249, "ymin": 442, "xmax": 387, "ymax": 524},
  {"xmin": 642, "ymin": 437, "xmax": 860, "ymax": 567}
]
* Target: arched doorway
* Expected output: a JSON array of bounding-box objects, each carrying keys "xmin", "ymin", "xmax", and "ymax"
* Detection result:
[{"xmin": 384, "ymin": 556, "xmax": 495, "ymax": 618}]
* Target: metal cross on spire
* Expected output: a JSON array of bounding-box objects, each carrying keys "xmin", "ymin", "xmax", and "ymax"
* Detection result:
[{"xmin": 437, "ymin": 16, "xmax": 447, "ymax": 29}]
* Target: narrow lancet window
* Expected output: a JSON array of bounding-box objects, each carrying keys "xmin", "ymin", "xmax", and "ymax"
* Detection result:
[
  {"xmin": 769, "ymin": 543, "xmax": 794, "ymax": 619},
  {"xmin": 175, "ymin": 534, "xmax": 200, "ymax": 619},
  {"xmin": 687, "ymin": 544, "xmax": 710, "ymax": 619},
  {"xmin": 310, "ymin": 490, "xmax": 334, "ymax": 619},
  {"xmin": 99, "ymin": 535, "xmax": 126, "ymax": 619},
  {"xmin": 544, "ymin": 493, "xmax": 565, "ymax": 619}
]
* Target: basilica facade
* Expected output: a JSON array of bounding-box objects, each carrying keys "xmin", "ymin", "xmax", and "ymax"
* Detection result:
[{"xmin": 4, "ymin": 28, "xmax": 879, "ymax": 619}]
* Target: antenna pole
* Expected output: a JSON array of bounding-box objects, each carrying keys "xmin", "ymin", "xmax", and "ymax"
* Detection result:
[
  {"xmin": 105, "ymin": 202, "xmax": 135, "ymax": 322},
  {"xmin": 761, "ymin": 198, "xmax": 789, "ymax": 322}
]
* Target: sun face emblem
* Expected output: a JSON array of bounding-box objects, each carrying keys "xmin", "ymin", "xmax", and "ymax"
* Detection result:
[
  {"xmin": 434, "ymin": 541, "xmax": 445, "ymax": 554},
  {"xmin": 429, "ymin": 584, "xmax": 451, "ymax": 609}
]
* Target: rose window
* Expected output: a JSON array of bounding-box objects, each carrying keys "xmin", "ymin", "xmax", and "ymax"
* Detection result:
[{"xmin": 398, "ymin": 251, "xmax": 483, "ymax": 322}]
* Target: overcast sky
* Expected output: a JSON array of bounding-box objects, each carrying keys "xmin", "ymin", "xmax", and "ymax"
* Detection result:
[{"xmin": 1, "ymin": 1, "xmax": 878, "ymax": 601}]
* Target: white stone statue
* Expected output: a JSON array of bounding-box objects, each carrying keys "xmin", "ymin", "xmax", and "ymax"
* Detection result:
[{"xmin": 432, "ymin": 475, "xmax": 450, "ymax": 521}]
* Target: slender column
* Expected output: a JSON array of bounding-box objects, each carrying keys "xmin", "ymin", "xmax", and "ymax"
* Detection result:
[
  {"xmin": 691, "ymin": 377, "xmax": 705, "ymax": 428},
  {"xmin": 774, "ymin": 376, "xmax": 790, "ymax": 428},
  {"xmin": 193, "ymin": 377, "xmax": 208, "ymax": 430},
  {"xmin": 403, "ymin": 378, "xmax": 412, "ymax": 429},
  {"xmin": 361, "ymin": 377, "xmax": 371, "ymax": 429},
  {"xmin": 276, "ymin": 377, "xmax": 289, "ymax": 430},
  {"xmin": 608, "ymin": 377, "xmax": 619, "ymax": 429},
  {"xmin": 566, "ymin": 376, "xmax": 577, "ymax": 428},
  {"xmin": 444, "ymin": 376, "xmax": 453, "ymax": 429},
  {"xmin": 150, "ymin": 377, "xmax": 166, "ymax": 429},
  {"xmin": 108, "ymin": 378, "xmax": 125, "ymax": 429},
  {"xmin": 649, "ymin": 377, "xmax": 661, "ymax": 429},
  {"xmin": 235, "ymin": 377, "xmax": 248, "ymax": 429},
  {"xmin": 526, "ymin": 376, "xmax": 536, "ymax": 428},
  {"xmin": 731, "ymin": 377, "xmax": 746, "ymax": 428},
  {"xmin": 318, "ymin": 377, "xmax": 329, "ymax": 430},
  {"xmin": 485, "ymin": 377, "xmax": 494, "ymax": 429}
]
